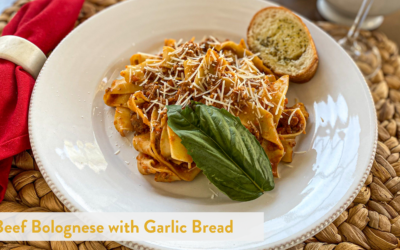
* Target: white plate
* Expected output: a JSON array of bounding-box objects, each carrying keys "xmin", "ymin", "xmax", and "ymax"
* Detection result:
[{"xmin": 29, "ymin": 0, "xmax": 377, "ymax": 249}]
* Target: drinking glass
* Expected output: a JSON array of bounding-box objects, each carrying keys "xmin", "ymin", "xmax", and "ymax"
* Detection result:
[{"xmin": 337, "ymin": 0, "xmax": 381, "ymax": 79}]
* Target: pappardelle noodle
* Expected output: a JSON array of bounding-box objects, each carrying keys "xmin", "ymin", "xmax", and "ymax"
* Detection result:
[{"xmin": 104, "ymin": 37, "xmax": 309, "ymax": 182}]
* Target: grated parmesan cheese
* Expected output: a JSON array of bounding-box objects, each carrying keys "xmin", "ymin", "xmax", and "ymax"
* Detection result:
[{"xmin": 288, "ymin": 108, "xmax": 300, "ymax": 125}]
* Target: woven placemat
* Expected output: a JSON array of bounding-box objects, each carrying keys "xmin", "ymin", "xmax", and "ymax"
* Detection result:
[{"xmin": 1, "ymin": 1, "xmax": 400, "ymax": 250}]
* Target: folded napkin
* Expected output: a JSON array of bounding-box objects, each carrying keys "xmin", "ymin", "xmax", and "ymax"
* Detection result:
[{"xmin": 0, "ymin": 0, "xmax": 84, "ymax": 202}]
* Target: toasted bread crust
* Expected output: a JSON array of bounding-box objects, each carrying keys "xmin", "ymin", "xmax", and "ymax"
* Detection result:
[{"xmin": 247, "ymin": 6, "xmax": 318, "ymax": 83}]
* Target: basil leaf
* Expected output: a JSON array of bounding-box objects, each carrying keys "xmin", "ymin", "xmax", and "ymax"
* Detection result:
[{"xmin": 167, "ymin": 102, "xmax": 274, "ymax": 201}]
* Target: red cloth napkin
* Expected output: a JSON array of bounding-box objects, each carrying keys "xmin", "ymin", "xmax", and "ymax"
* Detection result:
[{"xmin": 0, "ymin": 0, "xmax": 84, "ymax": 202}]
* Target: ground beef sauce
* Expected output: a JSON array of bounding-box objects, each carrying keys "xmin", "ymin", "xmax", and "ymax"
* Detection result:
[
  {"xmin": 277, "ymin": 103, "xmax": 308, "ymax": 136},
  {"xmin": 131, "ymin": 114, "xmax": 149, "ymax": 134}
]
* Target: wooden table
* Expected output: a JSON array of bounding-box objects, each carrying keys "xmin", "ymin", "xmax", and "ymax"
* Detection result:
[{"xmin": 1, "ymin": 0, "xmax": 399, "ymax": 45}]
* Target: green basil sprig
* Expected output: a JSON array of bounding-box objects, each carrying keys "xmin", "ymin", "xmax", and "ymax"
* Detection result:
[{"xmin": 167, "ymin": 102, "xmax": 274, "ymax": 201}]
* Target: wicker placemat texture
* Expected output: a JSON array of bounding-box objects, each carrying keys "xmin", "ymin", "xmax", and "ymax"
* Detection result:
[{"xmin": 1, "ymin": 1, "xmax": 400, "ymax": 250}]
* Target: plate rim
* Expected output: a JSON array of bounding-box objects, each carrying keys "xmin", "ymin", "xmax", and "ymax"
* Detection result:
[{"xmin": 28, "ymin": 0, "xmax": 378, "ymax": 249}]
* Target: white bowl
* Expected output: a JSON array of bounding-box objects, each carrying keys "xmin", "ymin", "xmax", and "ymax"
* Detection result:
[
  {"xmin": 318, "ymin": 0, "xmax": 400, "ymax": 30},
  {"xmin": 29, "ymin": 0, "xmax": 377, "ymax": 249}
]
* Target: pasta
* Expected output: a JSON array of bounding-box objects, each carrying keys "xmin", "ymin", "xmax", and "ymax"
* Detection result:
[{"xmin": 104, "ymin": 37, "xmax": 309, "ymax": 181}]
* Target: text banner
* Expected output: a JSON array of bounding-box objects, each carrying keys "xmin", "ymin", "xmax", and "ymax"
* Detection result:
[{"xmin": 0, "ymin": 212, "xmax": 264, "ymax": 241}]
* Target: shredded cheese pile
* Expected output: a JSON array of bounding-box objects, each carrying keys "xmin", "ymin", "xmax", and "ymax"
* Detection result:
[{"xmin": 122, "ymin": 37, "xmax": 281, "ymax": 127}]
